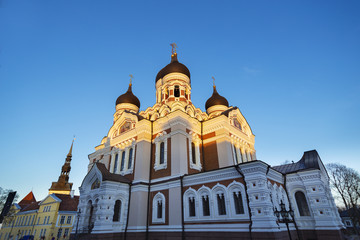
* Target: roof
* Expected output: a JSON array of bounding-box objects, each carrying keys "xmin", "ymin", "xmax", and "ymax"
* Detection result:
[
  {"xmin": 95, "ymin": 162, "xmax": 131, "ymax": 184},
  {"xmin": 18, "ymin": 191, "xmax": 37, "ymax": 209},
  {"xmin": 155, "ymin": 53, "xmax": 190, "ymax": 82},
  {"xmin": 20, "ymin": 201, "xmax": 40, "ymax": 212},
  {"xmin": 339, "ymin": 207, "xmax": 360, "ymax": 218},
  {"xmin": 273, "ymin": 150, "xmax": 322, "ymax": 174},
  {"xmin": 205, "ymin": 86, "xmax": 229, "ymax": 110},
  {"xmin": 55, "ymin": 194, "xmax": 79, "ymax": 211},
  {"xmin": 115, "ymin": 83, "xmax": 140, "ymax": 108}
]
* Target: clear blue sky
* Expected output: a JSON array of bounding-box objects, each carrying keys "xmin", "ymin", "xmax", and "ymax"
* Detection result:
[{"xmin": 0, "ymin": 1, "xmax": 359, "ymax": 202}]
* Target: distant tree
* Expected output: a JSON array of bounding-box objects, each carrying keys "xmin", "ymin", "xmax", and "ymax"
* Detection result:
[
  {"xmin": 0, "ymin": 187, "xmax": 18, "ymax": 213},
  {"xmin": 327, "ymin": 163, "xmax": 360, "ymax": 234}
]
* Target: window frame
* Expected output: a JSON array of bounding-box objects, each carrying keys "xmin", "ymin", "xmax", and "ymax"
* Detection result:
[
  {"xmin": 154, "ymin": 132, "xmax": 168, "ymax": 171},
  {"xmin": 152, "ymin": 192, "xmax": 166, "ymax": 224}
]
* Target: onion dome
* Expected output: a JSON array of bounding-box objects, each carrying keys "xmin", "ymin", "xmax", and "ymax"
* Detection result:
[
  {"xmin": 115, "ymin": 83, "xmax": 140, "ymax": 108},
  {"xmin": 155, "ymin": 53, "xmax": 190, "ymax": 83},
  {"xmin": 205, "ymin": 85, "xmax": 229, "ymax": 110}
]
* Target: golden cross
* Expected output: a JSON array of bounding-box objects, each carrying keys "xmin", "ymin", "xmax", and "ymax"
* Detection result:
[
  {"xmin": 212, "ymin": 76, "xmax": 215, "ymax": 87},
  {"xmin": 129, "ymin": 74, "xmax": 133, "ymax": 84},
  {"xmin": 170, "ymin": 43, "xmax": 177, "ymax": 54}
]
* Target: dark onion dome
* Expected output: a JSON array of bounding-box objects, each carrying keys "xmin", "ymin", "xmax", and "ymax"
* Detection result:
[
  {"xmin": 115, "ymin": 83, "xmax": 140, "ymax": 108},
  {"xmin": 155, "ymin": 53, "xmax": 190, "ymax": 83},
  {"xmin": 205, "ymin": 86, "xmax": 229, "ymax": 110}
]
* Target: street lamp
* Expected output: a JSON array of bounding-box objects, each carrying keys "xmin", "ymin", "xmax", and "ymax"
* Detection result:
[
  {"xmin": 75, "ymin": 209, "xmax": 81, "ymax": 237},
  {"xmin": 274, "ymin": 200, "xmax": 294, "ymax": 240}
]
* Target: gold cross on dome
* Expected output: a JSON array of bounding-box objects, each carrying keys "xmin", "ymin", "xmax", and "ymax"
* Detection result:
[
  {"xmin": 212, "ymin": 76, "xmax": 216, "ymax": 87},
  {"xmin": 170, "ymin": 43, "xmax": 177, "ymax": 54},
  {"xmin": 129, "ymin": 74, "xmax": 133, "ymax": 84}
]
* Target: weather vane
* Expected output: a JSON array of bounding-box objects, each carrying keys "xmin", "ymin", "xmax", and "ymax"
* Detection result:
[
  {"xmin": 170, "ymin": 43, "xmax": 177, "ymax": 54},
  {"xmin": 212, "ymin": 76, "xmax": 216, "ymax": 87},
  {"xmin": 129, "ymin": 74, "xmax": 134, "ymax": 85},
  {"xmin": 73, "ymin": 135, "xmax": 76, "ymax": 142}
]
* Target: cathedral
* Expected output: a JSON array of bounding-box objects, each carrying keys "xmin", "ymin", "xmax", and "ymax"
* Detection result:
[{"xmin": 74, "ymin": 46, "xmax": 344, "ymax": 240}]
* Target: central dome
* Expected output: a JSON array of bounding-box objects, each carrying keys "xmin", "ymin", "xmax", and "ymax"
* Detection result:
[{"xmin": 155, "ymin": 53, "xmax": 190, "ymax": 83}]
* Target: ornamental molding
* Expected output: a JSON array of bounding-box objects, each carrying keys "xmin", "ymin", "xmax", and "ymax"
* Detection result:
[{"xmin": 183, "ymin": 168, "xmax": 240, "ymax": 187}]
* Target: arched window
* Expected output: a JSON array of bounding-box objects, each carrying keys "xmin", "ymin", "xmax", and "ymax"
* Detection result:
[
  {"xmin": 113, "ymin": 154, "xmax": 118, "ymax": 173},
  {"xmin": 120, "ymin": 151, "xmax": 125, "ymax": 171},
  {"xmin": 202, "ymin": 195, "xmax": 210, "ymax": 216},
  {"xmin": 113, "ymin": 200, "xmax": 122, "ymax": 222},
  {"xmin": 295, "ymin": 191, "xmax": 310, "ymax": 216},
  {"xmin": 189, "ymin": 196, "xmax": 196, "ymax": 217},
  {"xmin": 191, "ymin": 142, "xmax": 196, "ymax": 164},
  {"xmin": 233, "ymin": 191, "xmax": 244, "ymax": 214},
  {"xmin": 128, "ymin": 148, "xmax": 133, "ymax": 169},
  {"xmin": 160, "ymin": 142, "xmax": 165, "ymax": 165},
  {"xmin": 152, "ymin": 193, "xmax": 165, "ymax": 223},
  {"xmin": 217, "ymin": 193, "xmax": 226, "ymax": 215},
  {"xmin": 174, "ymin": 85, "xmax": 180, "ymax": 97}
]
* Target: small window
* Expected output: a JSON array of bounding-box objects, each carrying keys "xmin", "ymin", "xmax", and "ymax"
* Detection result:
[
  {"xmin": 189, "ymin": 197, "xmax": 196, "ymax": 217},
  {"xmin": 191, "ymin": 143, "xmax": 196, "ymax": 164},
  {"xmin": 217, "ymin": 193, "xmax": 226, "ymax": 215},
  {"xmin": 174, "ymin": 85, "xmax": 180, "ymax": 97},
  {"xmin": 60, "ymin": 215, "xmax": 65, "ymax": 224},
  {"xmin": 113, "ymin": 154, "xmax": 119, "ymax": 173},
  {"xmin": 233, "ymin": 192, "xmax": 244, "ymax": 214},
  {"xmin": 120, "ymin": 151, "xmax": 125, "ymax": 171},
  {"xmin": 128, "ymin": 148, "xmax": 133, "ymax": 169},
  {"xmin": 160, "ymin": 142, "xmax": 165, "ymax": 165},
  {"xmin": 64, "ymin": 228, "xmax": 69, "ymax": 237},
  {"xmin": 57, "ymin": 228, "xmax": 62, "ymax": 238},
  {"xmin": 66, "ymin": 216, "xmax": 72, "ymax": 224},
  {"xmin": 157, "ymin": 201, "xmax": 163, "ymax": 219},
  {"xmin": 153, "ymin": 193, "xmax": 165, "ymax": 223},
  {"xmin": 46, "ymin": 216, "xmax": 50, "ymax": 224},
  {"xmin": 113, "ymin": 200, "xmax": 122, "ymax": 222}
]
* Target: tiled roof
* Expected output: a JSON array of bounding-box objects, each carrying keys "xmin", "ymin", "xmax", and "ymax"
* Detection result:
[
  {"xmin": 273, "ymin": 150, "xmax": 322, "ymax": 174},
  {"xmin": 20, "ymin": 201, "xmax": 40, "ymax": 212},
  {"xmin": 95, "ymin": 163, "xmax": 131, "ymax": 184},
  {"xmin": 55, "ymin": 194, "xmax": 79, "ymax": 211},
  {"xmin": 18, "ymin": 191, "xmax": 37, "ymax": 209}
]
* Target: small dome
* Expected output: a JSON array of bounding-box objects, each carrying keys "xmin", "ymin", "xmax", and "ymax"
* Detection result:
[
  {"xmin": 155, "ymin": 53, "xmax": 190, "ymax": 83},
  {"xmin": 205, "ymin": 86, "xmax": 229, "ymax": 110},
  {"xmin": 115, "ymin": 84, "xmax": 140, "ymax": 108}
]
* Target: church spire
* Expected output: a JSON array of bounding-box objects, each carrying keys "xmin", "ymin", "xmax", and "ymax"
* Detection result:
[{"xmin": 49, "ymin": 138, "xmax": 75, "ymax": 195}]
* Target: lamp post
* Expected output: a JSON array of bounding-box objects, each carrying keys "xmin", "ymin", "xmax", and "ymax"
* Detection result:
[
  {"xmin": 274, "ymin": 200, "xmax": 294, "ymax": 240},
  {"xmin": 75, "ymin": 209, "xmax": 81, "ymax": 238}
]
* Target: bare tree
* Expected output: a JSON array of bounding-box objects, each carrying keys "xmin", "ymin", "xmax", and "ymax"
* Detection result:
[{"xmin": 327, "ymin": 163, "xmax": 360, "ymax": 233}]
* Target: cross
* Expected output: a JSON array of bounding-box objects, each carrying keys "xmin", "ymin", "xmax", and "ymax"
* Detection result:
[
  {"xmin": 129, "ymin": 74, "xmax": 133, "ymax": 84},
  {"xmin": 73, "ymin": 135, "xmax": 76, "ymax": 142},
  {"xmin": 170, "ymin": 43, "xmax": 177, "ymax": 54},
  {"xmin": 212, "ymin": 76, "xmax": 215, "ymax": 87}
]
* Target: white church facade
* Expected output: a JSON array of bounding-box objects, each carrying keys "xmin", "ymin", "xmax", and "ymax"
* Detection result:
[{"xmin": 73, "ymin": 47, "xmax": 344, "ymax": 240}]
